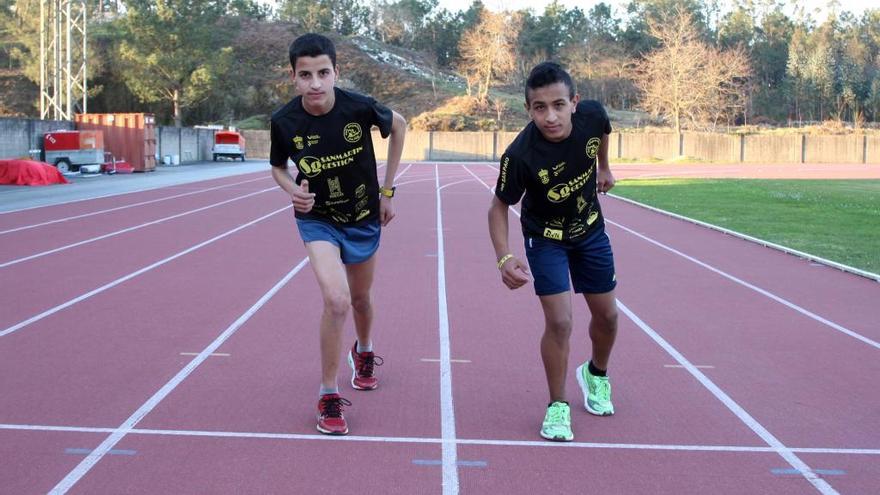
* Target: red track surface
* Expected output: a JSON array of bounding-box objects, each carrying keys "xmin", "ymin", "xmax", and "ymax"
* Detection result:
[{"xmin": 1, "ymin": 164, "xmax": 877, "ymax": 494}]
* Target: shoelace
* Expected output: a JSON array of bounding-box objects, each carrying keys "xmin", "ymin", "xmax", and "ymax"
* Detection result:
[
  {"xmin": 320, "ymin": 396, "xmax": 352, "ymax": 418},
  {"xmin": 546, "ymin": 403, "xmax": 568, "ymax": 423},
  {"xmin": 356, "ymin": 353, "xmax": 384, "ymax": 377},
  {"xmin": 594, "ymin": 379, "xmax": 611, "ymax": 401}
]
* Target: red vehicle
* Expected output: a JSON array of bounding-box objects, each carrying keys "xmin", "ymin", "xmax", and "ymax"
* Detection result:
[
  {"xmin": 43, "ymin": 130, "xmax": 105, "ymax": 174},
  {"xmin": 212, "ymin": 131, "xmax": 246, "ymax": 161}
]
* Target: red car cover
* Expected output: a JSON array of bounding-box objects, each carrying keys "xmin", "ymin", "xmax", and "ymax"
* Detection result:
[{"xmin": 0, "ymin": 159, "xmax": 70, "ymax": 186}]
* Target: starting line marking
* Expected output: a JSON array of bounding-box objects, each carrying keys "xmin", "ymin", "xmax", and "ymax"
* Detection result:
[
  {"xmin": 664, "ymin": 364, "xmax": 715, "ymax": 369},
  {"xmin": 3, "ymin": 423, "xmax": 878, "ymax": 456},
  {"xmin": 413, "ymin": 459, "xmax": 487, "ymax": 467}
]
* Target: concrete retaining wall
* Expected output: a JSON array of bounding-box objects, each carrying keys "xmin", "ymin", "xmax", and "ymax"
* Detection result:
[
  {"xmin": 0, "ymin": 118, "xmax": 74, "ymax": 159},
  {"xmin": 742, "ymin": 135, "xmax": 802, "ymax": 163},
  {"xmin": 5, "ymin": 117, "xmax": 880, "ymax": 165}
]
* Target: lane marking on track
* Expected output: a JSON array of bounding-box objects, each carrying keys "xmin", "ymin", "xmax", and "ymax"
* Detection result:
[
  {"xmin": 421, "ymin": 358, "xmax": 471, "ymax": 363},
  {"xmin": 47, "ymin": 257, "xmax": 312, "ymax": 495},
  {"xmin": 180, "ymin": 352, "xmax": 230, "ymax": 357},
  {"xmin": 0, "ymin": 206, "xmax": 291, "ymax": 338},
  {"xmin": 44, "ymin": 158, "xmax": 416, "ymax": 494},
  {"xmin": 664, "ymin": 364, "xmax": 714, "ymax": 369},
  {"xmin": 434, "ymin": 164, "xmax": 460, "ymax": 495},
  {"xmin": 0, "ymin": 176, "xmax": 271, "ymax": 235},
  {"xmin": 1, "ymin": 186, "xmax": 278, "ymax": 268},
  {"xmin": 3, "ymin": 423, "xmax": 878, "ymax": 455},
  {"xmin": 1, "ymin": 162, "xmax": 402, "ymax": 338},
  {"xmin": 607, "ymin": 193, "xmax": 880, "ymax": 283},
  {"xmin": 0, "ymin": 172, "xmax": 269, "ymax": 215},
  {"xmin": 772, "ymin": 468, "xmax": 846, "ymax": 476},
  {"xmin": 607, "ymin": 219, "xmax": 880, "ymax": 351},
  {"xmin": 65, "ymin": 448, "xmax": 136, "ymax": 456},
  {"xmin": 468, "ymin": 163, "xmax": 880, "ymax": 351},
  {"xmin": 462, "ymin": 163, "xmax": 841, "ymax": 495},
  {"xmin": 412, "ymin": 459, "xmax": 487, "ymax": 467},
  {"xmin": 618, "ymin": 300, "xmax": 839, "ymax": 495}
]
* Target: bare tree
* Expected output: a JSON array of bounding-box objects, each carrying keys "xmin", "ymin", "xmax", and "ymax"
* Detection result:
[
  {"xmin": 634, "ymin": 8, "xmax": 751, "ymax": 133},
  {"xmin": 492, "ymin": 96, "xmax": 506, "ymax": 129},
  {"xmin": 458, "ymin": 10, "xmax": 517, "ymax": 105}
]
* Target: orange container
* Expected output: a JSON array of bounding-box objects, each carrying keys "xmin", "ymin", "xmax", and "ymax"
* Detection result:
[{"xmin": 75, "ymin": 113, "xmax": 157, "ymax": 172}]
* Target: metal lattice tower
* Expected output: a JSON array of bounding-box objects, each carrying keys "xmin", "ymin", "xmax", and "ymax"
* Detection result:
[{"xmin": 39, "ymin": 0, "xmax": 87, "ymax": 121}]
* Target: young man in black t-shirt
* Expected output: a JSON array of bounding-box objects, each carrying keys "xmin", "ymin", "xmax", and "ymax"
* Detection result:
[
  {"xmin": 488, "ymin": 62, "xmax": 619, "ymax": 442},
  {"xmin": 269, "ymin": 33, "xmax": 407, "ymax": 436}
]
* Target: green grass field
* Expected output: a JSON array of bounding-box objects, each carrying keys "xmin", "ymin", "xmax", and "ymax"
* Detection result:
[{"xmin": 612, "ymin": 179, "xmax": 880, "ymax": 275}]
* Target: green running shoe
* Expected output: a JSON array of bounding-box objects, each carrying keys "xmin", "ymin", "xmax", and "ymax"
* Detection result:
[
  {"xmin": 577, "ymin": 363, "xmax": 614, "ymax": 416},
  {"xmin": 540, "ymin": 401, "xmax": 574, "ymax": 442}
]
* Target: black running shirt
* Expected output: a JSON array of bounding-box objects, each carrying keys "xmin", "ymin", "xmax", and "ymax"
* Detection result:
[
  {"xmin": 494, "ymin": 100, "xmax": 612, "ymax": 242},
  {"xmin": 270, "ymin": 87, "xmax": 393, "ymax": 226}
]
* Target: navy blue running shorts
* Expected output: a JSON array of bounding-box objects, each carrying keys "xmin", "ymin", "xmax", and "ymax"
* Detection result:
[
  {"xmin": 296, "ymin": 218, "xmax": 380, "ymax": 265},
  {"xmin": 524, "ymin": 225, "xmax": 617, "ymax": 296}
]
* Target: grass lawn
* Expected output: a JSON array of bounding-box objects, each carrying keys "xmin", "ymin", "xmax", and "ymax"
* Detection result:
[{"xmin": 612, "ymin": 179, "xmax": 880, "ymax": 275}]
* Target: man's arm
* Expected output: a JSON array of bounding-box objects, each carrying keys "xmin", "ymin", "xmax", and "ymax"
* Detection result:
[
  {"xmin": 271, "ymin": 165, "xmax": 315, "ymax": 213},
  {"xmin": 488, "ymin": 196, "xmax": 530, "ymax": 290},
  {"xmin": 596, "ymin": 133, "xmax": 615, "ymax": 194},
  {"xmin": 379, "ymin": 111, "xmax": 406, "ymax": 226}
]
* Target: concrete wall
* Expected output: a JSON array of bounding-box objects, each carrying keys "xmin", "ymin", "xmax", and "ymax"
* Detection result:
[
  {"xmin": 867, "ymin": 136, "xmax": 880, "ymax": 164},
  {"xmin": 620, "ymin": 133, "xmax": 679, "ymax": 160},
  {"xmin": 371, "ymin": 130, "xmax": 431, "ymax": 161},
  {"xmin": 10, "ymin": 117, "xmax": 878, "ymax": 165},
  {"xmin": 683, "ymin": 132, "xmax": 740, "ymax": 163},
  {"xmin": 0, "ymin": 118, "xmax": 74, "ymax": 159},
  {"xmin": 742, "ymin": 135, "xmax": 802, "ymax": 163},
  {"xmin": 431, "ymin": 131, "xmax": 495, "ymax": 161},
  {"xmin": 804, "ymin": 135, "xmax": 864, "ymax": 164}
]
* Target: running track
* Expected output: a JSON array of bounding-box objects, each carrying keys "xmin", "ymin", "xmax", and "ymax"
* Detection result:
[{"xmin": 1, "ymin": 163, "xmax": 878, "ymax": 494}]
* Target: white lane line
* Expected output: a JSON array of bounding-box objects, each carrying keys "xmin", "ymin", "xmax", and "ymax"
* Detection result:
[
  {"xmin": 421, "ymin": 358, "xmax": 472, "ymax": 363},
  {"xmin": 435, "ymin": 165, "xmax": 460, "ymax": 495},
  {"xmin": 606, "ymin": 219, "xmax": 880, "ymax": 351},
  {"xmin": 45, "ymin": 162, "xmax": 414, "ymax": 493},
  {"xmin": 0, "ymin": 171, "xmax": 268, "ymax": 215},
  {"xmin": 48, "ymin": 257, "xmax": 311, "ymax": 494},
  {"xmin": 664, "ymin": 364, "xmax": 714, "ymax": 369},
  {"xmin": 464, "ymin": 163, "xmax": 838, "ymax": 494},
  {"xmin": 0, "ymin": 176, "xmax": 271, "ymax": 235},
  {"xmin": 618, "ymin": 300, "xmax": 839, "ymax": 495},
  {"xmin": 0, "ymin": 206, "xmax": 291, "ymax": 338},
  {"xmin": 3, "ymin": 423, "xmax": 878, "ymax": 455},
  {"xmin": 469, "ymin": 164, "xmax": 880, "ymax": 351},
  {"xmin": 1, "ymin": 186, "xmax": 277, "ymax": 268},
  {"xmin": 180, "ymin": 352, "xmax": 230, "ymax": 357},
  {"xmin": 607, "ymin": 193, "xmax": 880, "ymax": 282}
]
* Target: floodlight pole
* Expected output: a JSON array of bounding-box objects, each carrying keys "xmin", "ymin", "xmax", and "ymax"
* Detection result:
[{"xmin": 39, "ymin": 0, "xmax": 87, "ymax": 121}]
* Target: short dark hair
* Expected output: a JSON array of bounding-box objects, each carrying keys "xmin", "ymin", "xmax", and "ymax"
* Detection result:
[
  {"xmin": 525, "ymin": 62, "xmax": 576, "ymax": 103},
  {"xmin": 289, "ymin": 33, "xmax": 337, "ymax": 71}
]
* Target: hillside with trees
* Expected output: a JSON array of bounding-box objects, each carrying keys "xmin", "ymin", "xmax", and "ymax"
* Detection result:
[{"xmin": 1, "ymin": 0, "xmax": 879, "ymax": 132}]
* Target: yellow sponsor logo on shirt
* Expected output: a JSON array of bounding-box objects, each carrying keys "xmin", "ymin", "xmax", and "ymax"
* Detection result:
[
  {"xmin": 543, "ymin": 227, "xmax": 563, "ymax": 240},
  {"xmin": 343, "ymin": 123, "xmax": 362, "ymax": 143}
]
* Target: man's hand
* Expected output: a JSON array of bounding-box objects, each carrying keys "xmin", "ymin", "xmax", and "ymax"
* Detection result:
[
  {"xmin": 379, "ymin": 196, "xmax": 395, "ymax": 226},
  {"xmin": 499, "ymin": 256, "xmax": 531, "ymax": 290},
  {"xmin": 291, "ymin": 179, "xmax": 315, "ymax": 213},
  {"xmin": 597, "ymin": 168, "xmax": 615, "ymax": 194}
]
